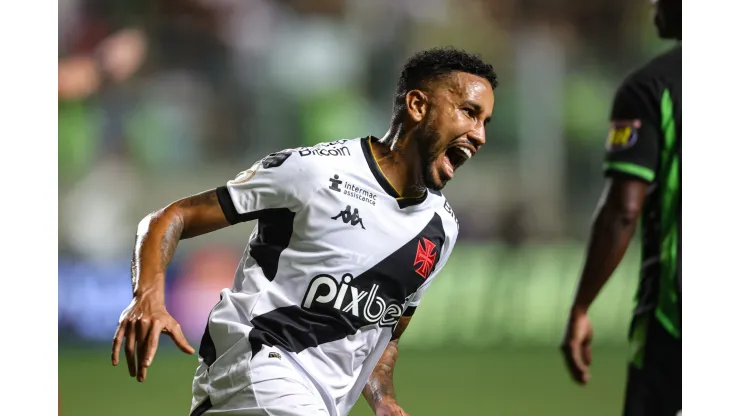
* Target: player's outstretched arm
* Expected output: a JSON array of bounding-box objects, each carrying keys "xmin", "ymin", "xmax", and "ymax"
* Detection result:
[
  {"xmin": 561, "ymin": 176, "xmax": 649, "ymax": 385},
  {"xmin": 111, "ymin": 189, "xmax": 231, "ymax": 382},
  {"xmin": 363, "ymin": 317, "xmax": 412, "ymax": 416}
]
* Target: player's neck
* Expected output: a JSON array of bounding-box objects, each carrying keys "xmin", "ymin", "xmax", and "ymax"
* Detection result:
[{"xmin": 373, "ymin": 130, "xmax": 426, "ymax": 198}]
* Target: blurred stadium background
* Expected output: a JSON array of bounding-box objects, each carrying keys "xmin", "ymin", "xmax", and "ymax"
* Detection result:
[{"xmin": 58, "ymin": 0, "xmax": 673, "ymax": 414}]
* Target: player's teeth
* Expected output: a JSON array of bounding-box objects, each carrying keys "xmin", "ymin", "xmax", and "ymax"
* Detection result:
[{"xmin": 456, "ymin": 147, "xmax": 472, "ymax": 159}]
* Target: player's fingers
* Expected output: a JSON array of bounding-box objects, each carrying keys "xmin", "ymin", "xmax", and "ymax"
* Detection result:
[
  {"xmin": 136, "ymin": 319, "xmax": 153, "ymax": 382},
  {"xmin": 136, "ymin": 335, "xmax": 149, "ymax": 382},
  {"xmin": 124, "ymin": 320, "xmax": 137, "ymax": 377},
  {"xmin": 111, "ymin": 323, "xmax": 126, "ymax": 366},
  {"xmin": 565, "ymin": 358, "xmax": 586, "ymax": 384},
  {"xmin": 143, "ymin": 320, "xmax": 164, "ymax": 370},
  {"xmin": 560, "ymin": 342, "xmax": 586, "ymax": 384},
  {"xmin": 559, "ymin": 341, "xmax": 578, "ymax": 368},
  {"xmin": 561, "ymin": 352, "xmax": 580, "ymax": 382},
  {"xmin": 164, "ymin": 321, "xmax": 195, "ymax": 355},
  {"xmin": 569, "ymin": 341, "xmax": 589, "ymax": 384},
  {"xmin": 584, "ymin": 344, "xmax": 592, "ymax": 366}
]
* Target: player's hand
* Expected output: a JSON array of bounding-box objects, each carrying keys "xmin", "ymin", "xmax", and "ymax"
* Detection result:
[
  {"xmin": 560, "ymin": 307, "xmax": 594, "ymax": 385},
  {"xmin": 374, "ymin": 400, "xmax": 411, "ymax": 416},
  {"xmin": 111, "ymin": 295, "xmax": 195, "ymax": 382}
]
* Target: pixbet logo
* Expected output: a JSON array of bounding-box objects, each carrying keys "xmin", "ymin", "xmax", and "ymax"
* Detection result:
[{"xmin": 302, "ymin": 273, "xmax": 403, "ymax": 327}]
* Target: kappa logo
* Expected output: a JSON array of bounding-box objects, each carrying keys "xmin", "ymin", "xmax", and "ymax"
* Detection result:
[
  {"xmin": 268, "ymin": 352, "xmax": 282, "ymax": 360},
  {"xmin": 331, "ymin": 205, "xmax": 366, "ymax": 229},
  {"xmin": 414, "ymin": 238, "xmax": 438, "ymax": 279},
  {"xmin": 328, "ymin": 174, "xmax": 378, "ymax": 206}
]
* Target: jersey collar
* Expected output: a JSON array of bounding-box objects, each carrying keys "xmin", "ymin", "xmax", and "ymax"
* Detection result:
[{"xmin": 361, "ymin": 136, "xmax": 429, "ymax": 209}]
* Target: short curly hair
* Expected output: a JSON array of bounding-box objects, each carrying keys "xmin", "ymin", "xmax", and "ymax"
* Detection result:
[{"xmin": 393, "ymin": 47, "xmax": 498, "ymax": 115}]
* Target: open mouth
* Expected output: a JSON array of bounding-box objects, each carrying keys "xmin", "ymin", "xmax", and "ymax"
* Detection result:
[{"xmin": 445, "ymin": 145, "xmax": 473, "ymax": 170}]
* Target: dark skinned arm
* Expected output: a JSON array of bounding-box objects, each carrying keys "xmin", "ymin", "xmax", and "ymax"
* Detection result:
[
  {"xmin": 130, "ymin": 189, "xmax": 231, "ymax": 299},
  {"xmin": 562, "ymin": 65, "xmax": 662, "ymax": 385},
  {"xmin": 561, "ymin": 175, "xmax": 649, "ymax": 384},
  {"xmin": 112, "ymin": 189, "xmax": 232, "ymax": 382},
  {"xmin": 572, "ymin": 175, "xmax": 649, "ymax": 312},
  {"xmin": 363, "ymin": 316, "xmax": 413, "ymax": 415}
]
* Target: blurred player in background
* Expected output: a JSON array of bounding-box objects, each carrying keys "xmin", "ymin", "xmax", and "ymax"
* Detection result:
[
  {"xmin": 560, "ymin": 1, "xmax": 681, "ymax": 415},
  {"xmin": 111, "ymin": 47, "xmax": 497, "ymax": 416}
]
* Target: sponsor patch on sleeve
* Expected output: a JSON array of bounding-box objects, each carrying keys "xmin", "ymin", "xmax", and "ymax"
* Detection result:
[
  {"xmin": 605, "ymin": 120, "xmax": 641, "ymax": 151},
  {"xmin": 229, "ymin": 159, "xmax": 261, "ymax": 185}
]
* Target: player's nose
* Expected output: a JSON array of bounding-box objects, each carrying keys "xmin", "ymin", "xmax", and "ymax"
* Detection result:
[{"xmin": 467, "ymin": 125, "xmax": 486, "ymax": 151}]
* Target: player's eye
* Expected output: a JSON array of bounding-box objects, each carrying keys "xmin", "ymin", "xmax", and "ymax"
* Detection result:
[{"xmin": 463, "ymin": 108, "xmax": 475, "ymax": 119}]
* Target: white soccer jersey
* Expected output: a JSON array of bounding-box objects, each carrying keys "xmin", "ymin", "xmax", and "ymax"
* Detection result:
[{"xmin": 196, "ymin": 137, "xmax": 459, "ymax": 415}]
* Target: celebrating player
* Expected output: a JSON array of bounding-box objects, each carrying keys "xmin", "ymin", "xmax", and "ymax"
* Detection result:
[
  {"xmin": 560, "ymin": 1, "xmax": 681, "ymax": 415},
  {"xmin": 111, "ymin": 47, "xmax": 497, "ymax": 416}
]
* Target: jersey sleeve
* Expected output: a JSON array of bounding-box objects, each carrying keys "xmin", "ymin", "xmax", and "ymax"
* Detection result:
[
  {"xmin": 603, "ymin": 77, "xmax": 661, "ymax": 183},
  {"xmin": 216, "ymin": 149, "xmax": 317, "ymax": 224},
  {"xmin": 402, "ymin": 233, "xmax": 457, "ymax": 317}
]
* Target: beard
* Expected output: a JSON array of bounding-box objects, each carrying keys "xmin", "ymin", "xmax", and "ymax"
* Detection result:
[{"xmin": 411, "ymin": 117, "xmax": 445, "ymax": 191}]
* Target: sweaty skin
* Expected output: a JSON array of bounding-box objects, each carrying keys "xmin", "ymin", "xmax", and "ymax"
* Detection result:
[
  {"xmin": 561, "ymin": 177, "xmax": 649, "ymax": 384},
  {"xmin": 361, "ymin": 72, "xmax": 494, "ymax": 413},
  {"xmin": 111, "ymin": 64, "xmax": 496, "ymax": 416},
  {"xmin": 373, "ymin": 72, "xmax": 494, "ymax": 196}
]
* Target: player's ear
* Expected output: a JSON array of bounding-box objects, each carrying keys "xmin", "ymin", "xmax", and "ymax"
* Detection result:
[{"xmin": 405, "ymin": 90, "xmax": 428, "ymax": 123}]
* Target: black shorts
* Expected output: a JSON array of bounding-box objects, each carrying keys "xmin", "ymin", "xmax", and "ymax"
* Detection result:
[{"xmin": 622, "ymin": 314, "xmax": 681, "ymax": 416}]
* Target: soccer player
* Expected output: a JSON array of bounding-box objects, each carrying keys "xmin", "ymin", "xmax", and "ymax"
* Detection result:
[
  {"xmin": 560, "ymin": 1, "xmax": 681, "ymax": 415},
  {"xmin": 111, "ymin": 47, "xmax": 497, "ymax": 416}
]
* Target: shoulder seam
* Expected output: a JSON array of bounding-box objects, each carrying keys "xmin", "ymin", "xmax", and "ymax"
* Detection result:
[{"xmin": 287, "ymin": 150, "xmax": 326, "ymax": 214}]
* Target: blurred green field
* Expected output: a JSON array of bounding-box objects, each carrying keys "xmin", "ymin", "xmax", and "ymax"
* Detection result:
[{"xmin": 60, "ymin": 346, "xmax": 630, "ymax": 416}]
